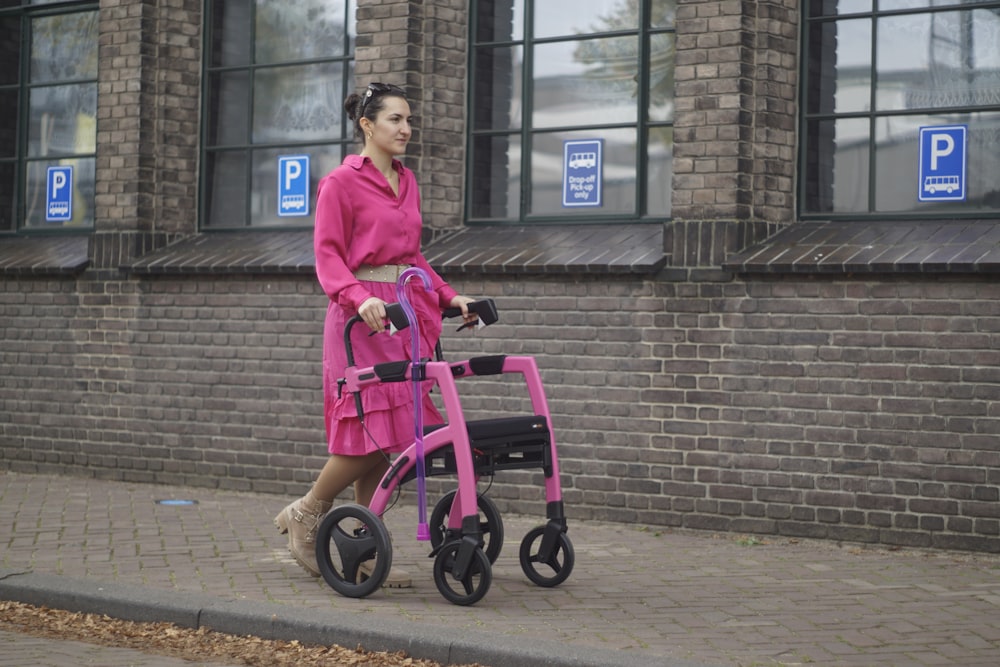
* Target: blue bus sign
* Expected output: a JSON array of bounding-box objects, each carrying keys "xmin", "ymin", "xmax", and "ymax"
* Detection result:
[
  {"xmin": 278, "ymin": 155, "xmax": 310, "ymax": 217},
  {"xmin": 563, "ymin": 139, "xmax": 602, "ymax": 207},
  {"xmin": 918, "ymin": 125, "xmax": 966, "ymax": 202},
  {"xmin": 46, "ymin": 166, "xmax": 73, "ymax": 223}
]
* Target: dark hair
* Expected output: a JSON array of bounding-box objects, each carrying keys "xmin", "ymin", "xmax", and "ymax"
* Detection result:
[{"xmin": 344, "ymin": 82, "xmax": 408, "ymax": 140}]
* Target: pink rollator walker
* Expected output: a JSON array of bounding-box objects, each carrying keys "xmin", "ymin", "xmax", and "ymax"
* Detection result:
[{"xmin": 314, "ymin": 267, "xmax": 574, "ymax": 605}]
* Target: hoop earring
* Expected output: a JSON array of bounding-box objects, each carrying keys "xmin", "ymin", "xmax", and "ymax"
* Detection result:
[{"xmin": 367, "ymin": 132, "xmax": 373, "ymax": 139}]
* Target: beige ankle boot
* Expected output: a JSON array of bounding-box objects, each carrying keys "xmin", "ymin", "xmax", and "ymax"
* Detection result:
[{"xmin": 273, "ymin": 489, "xmax": 333, "ymax": 577}]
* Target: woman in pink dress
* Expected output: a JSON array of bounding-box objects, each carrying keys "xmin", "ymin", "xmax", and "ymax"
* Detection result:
[{"xmin": 274, "ymin": 83, "xmax": 476, "ymax": 586}]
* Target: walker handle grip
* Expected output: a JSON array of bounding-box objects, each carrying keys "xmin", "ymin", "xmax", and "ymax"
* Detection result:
[{"xmin": 443, "ymin": 299, "xmax": 499, "ymax": 328}]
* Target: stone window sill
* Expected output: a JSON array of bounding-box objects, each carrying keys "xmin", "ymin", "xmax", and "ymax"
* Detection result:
[
  {"xmin": 724, "ymin": 220, "xmax": 1000, "ymax": 275},
  {"xmin": 123, "ymin": 224, "xmax": 667, "ymax": 277},
  {"xmin": 0, "ymin": 236, "xmax": 90, "ymax": 275}
]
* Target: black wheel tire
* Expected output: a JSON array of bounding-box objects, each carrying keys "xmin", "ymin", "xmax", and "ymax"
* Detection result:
[
  {"xmin": 315, "ymin": 504, "xmax": 392, "ymax": 598},
  {"xmin": 519, "ymin": 525, "xmax": 574, "ymax": 588},
  {"xmin": 432, "ymin": 541, "xmax": 492, "ymax": 606},
  {"xmin": 429, "ymin": 490, "xmax": 504, "ymax": 563}
]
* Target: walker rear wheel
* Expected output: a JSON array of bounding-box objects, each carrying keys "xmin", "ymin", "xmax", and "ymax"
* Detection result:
[
  {"xmin": 429, "ymin": 490, "xmax": 504, "ymax": 563},
  {"xmin": 315, "ymin": 504, "xmax": 392, "ymax": 598}
]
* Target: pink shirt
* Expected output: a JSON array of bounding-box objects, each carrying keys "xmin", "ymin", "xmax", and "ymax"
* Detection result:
[{"xmin": 314, "ymin": 154, "xmax": 457, "ymax": 310}]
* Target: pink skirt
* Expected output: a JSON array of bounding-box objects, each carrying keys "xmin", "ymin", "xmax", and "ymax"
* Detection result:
[{"xmin": 323, "ymin": 280, "xmax": 444, "ymax": 456}]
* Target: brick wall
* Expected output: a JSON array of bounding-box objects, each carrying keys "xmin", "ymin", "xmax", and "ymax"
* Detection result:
[
  {"xmin": 3, "ymin": 0, "xmax": 999, "ymax": 554},
  {"xmin": 3, "ymin": 270, "xmax": 999, "ymax": 552}
]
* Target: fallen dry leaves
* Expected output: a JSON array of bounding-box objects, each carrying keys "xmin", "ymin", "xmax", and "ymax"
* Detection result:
[{"xmin": 0, "ymin": 600, "xmax": 486, "ymax": 667}]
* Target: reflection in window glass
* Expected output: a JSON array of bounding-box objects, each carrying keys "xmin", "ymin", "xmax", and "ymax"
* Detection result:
[
  {"xmin": 249, "ymin": 146, "xmax": 341, "ymax": 226},
  {"xmin": 530, "ymin": 128, "xmax": 636, "ymax": 216},
  {"xmin": 808, "ymin": 0, "xmax": 871, "ymax": 15},
  {"xmin": 0, "ymin": 162, "xmax": 14, "ymax": 231},
  {"xmin": 28, "ymin": 84, "xmax": 97, "ymax": 157},
  {"xmin": 532, "ymin": 37, "xmax": 638, "ymax": 129},
  {"xmin": 24, "ymin": 157, "xmax": 95, "ymax": 228},
  {"xmin": 875, "ymin": 112, "xmax": 1000, "ymax": 212},
  {"xmin": 648, "ymin": 32, "xmax": 675, "ymax": 122},
  {"xmin": 255, "ymin": 0, "xmax": 352, "ymax": 63},
  {"xmin": 803, "ymin": 117, "xmax": 870, "ymax": 214},
  {"xmin": 204, "ymin": 150, "xmax": 248, "ymax": 227},
  {"xmin": 647, "ymin": 126, "xmax": 672, "ymax": 216},
  {"xmin": 806, "ymin": 18, "xmax": 871, "ymax": 115},
  {"xmin": 533, "ymin": 0, "xmax": 633, "ymax": 39},
  {"xmin": 205, "ymin": 71, "xmax": 250, "ymax": 146},
  {"xmin": 877, "ymin": 10, "xmax": 1000, "ymax": 111},
  {"xmin": 470, "ymin": 134, "xmax": 522, "ymax": 219},
  {"xmin": 472, "ymin": 45, "xmax": 523, "ymax": 131},
  {"xmin": 253, "ymin": 64, "xmax": 342, "ymax": 143},
  {"xmin": 30, "ymin": 12, "xmax": 98, "ymax": 82},
  {"xmin": 0, "ymin": 17, "xmax": 20, "ymax": 86},
  {"xmin": 878, "ymin": 0, "xmax": 996, "ymax": 11}
]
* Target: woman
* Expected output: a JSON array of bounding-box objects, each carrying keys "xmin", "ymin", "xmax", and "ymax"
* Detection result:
[{"xmin": 274, "ymin": 83, "xmax": 476, "ymax": 586}]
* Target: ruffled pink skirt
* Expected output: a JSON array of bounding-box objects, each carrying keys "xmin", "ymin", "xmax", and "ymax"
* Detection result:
[{"xmin": 323, "ymin": 280, "xmax": 444, "ymax": 456}]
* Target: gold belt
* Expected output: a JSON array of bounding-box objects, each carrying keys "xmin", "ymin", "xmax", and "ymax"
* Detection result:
[{"xmin": 353, "ymin": 264, "xmax": 411, "ymax": 283}]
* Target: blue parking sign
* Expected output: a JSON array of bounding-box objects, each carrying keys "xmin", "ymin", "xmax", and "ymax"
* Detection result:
[
  {"xmin": 46, "ymin": 166, "xmax": 73, "ymax": 223},
  {"xmin": 278, "ymin": 155, "xmax": 310, "ymax": 217},
  {"xmin": 563, "ymin": 139, "xmax": 602, "ymax": 207},
  {"xmin": 918, "ymin": 125, "xmax": 966, "ymax": 202}
]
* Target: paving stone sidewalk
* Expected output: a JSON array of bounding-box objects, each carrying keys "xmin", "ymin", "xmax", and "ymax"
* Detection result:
[{"xmin": 2, "ymin": 471, "xmax": 999, "ymax": 666}]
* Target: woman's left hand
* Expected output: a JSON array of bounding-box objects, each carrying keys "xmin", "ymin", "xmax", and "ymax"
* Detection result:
[{"xmin": 449, "ymin": 295, "xmax": 479, "ymax": 329}]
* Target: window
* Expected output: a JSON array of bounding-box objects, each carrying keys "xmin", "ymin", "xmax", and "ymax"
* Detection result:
[
  {"xmin": 802, "ymin": 0, "xmax": 1000, "ymax": 218},
  {"xmin": 202, "ymin": 0, "xmax": 356, "ymax": 229},
  {"xmin": 468, "ymin": 0, "xmax": 675, "ymax": 224},
  {"xmin": 0, "ymin": 3, "xmax": 98, "ymax": 232}
]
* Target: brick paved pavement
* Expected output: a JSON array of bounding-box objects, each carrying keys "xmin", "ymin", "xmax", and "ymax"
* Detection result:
[{"xmin": 2, "ymin": 471, "xmax": 999, "ymax": 666}]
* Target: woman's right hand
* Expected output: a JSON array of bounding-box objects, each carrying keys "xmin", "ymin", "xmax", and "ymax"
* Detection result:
[{"xmin": 358, "ymin": 296, "xmax": 388, "ymax": 333}]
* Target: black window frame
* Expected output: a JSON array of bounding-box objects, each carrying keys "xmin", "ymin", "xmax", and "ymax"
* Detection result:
[
  {"xmin": 200, "ymin": 0, "xmax": 357, "ymax": 231},
  {"xmin": 466, "ymin": 0, "xmax": 676, "ymax": 226},
  {"xmin": 0, "ymin": 1, "xmax": 99, "ymax": 235},
  {"xmin": 800, "ymin": 0, "xmax": 1000, "ymax": 221}
]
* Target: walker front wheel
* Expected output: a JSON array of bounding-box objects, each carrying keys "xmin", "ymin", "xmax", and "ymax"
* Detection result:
[
  {"xmin": 429, "ymin": 490, "xmax": 504, "ymax": 563},
  {"xmin": 519, "ymin": 525, "xmax": 574, "ymax": 588},
  {"xmin": 315, "ymin": 504, "xmax": 392, "ymax": 598},
  {"xmin": 432, "ymin": 541, "xmax": 492, "ymax": 606}
]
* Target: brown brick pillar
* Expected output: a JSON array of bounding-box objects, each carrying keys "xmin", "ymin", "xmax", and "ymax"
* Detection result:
[
  {"xmin": 355, "ymin": 0, "xmax": 468, "ymax": 235},
  {"xmin": 93, "ymin": 0, "xmax": 201, "ymax": 271},
  {"xmin": 670, "ymin": 0, "xmax": 798, "ymax": 268}
]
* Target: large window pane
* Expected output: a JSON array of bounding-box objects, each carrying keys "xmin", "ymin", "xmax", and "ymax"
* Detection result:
[
  {"xmin": 27, "ymin": 84, "xmax": 97, "ymax": 157},
  {"xmin": 0, "ymin": 17, "xmax": 21, "ymax": 85},
  {"xmin": 530, "ymin": 128, "xmax": 636, "ymax": 216},
  {"xmin": 648, "ymin": 32, "xmax": 675, "ymax": 122},
  {"xmin": 249, "ymin": 145, "xmax": 341, "ymax": 226},
  {"xmin": 532, "ymin": 36, "xmax": 638, "ymax": 129},
  {"xmin": 803, "ymin": 117, "xmax": 870, "ymax": 214},
  {"xmin": 874, "ymin": 112, "xmax": 1000, "ymax": 212},
  {"xmin": 30, "ymin": 12, "xmax": 97, "ymax": 82},
  {"xmin": 879, "ymin": 0, "xmax": 997, "ymax": 10},
  {"xmin": 807, "ymin": 18, "xmax": 871, "ymax": 114},
  {"xmin": 472, "ymin": 45, "xmax": 522, "ymax": 131},
  {"xmin": 205, "ymin": 70, "xmax": 250, "ymax": 146},
  {"xmin": 255, "ymin": 0, "xmax": 352, "ymax": 63},
  {"xmin": 253, "ymin": 63, "xmax": 343, "ymax": 143},
  {"xmin": 23, "ymin": 157, "xmax": 95, "ymax": 228},
  {"xmin": 0, "ymin": 162, "xmax": 14, "ymax": 231},
  {"xmin": 208, "ymin": 0, "xmax": 251, "ymax": 67},
  {"xmin": 647, "ymin": 125, "xmax": 672, "ymax": 216},
  {"xmin": 534, "ymin": 0, "xmax": 635, "ymax": 39},
  {"xmin": 470, "ymin": 133, "xmax": 521, "ymax": 219},
  {"xmin": 203, "ymin": 150, "xmax": 248, "ymax": 228},
  {"xmin": 877, "ymin": 10, "xmax": 1000, "ymax": 111}
]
